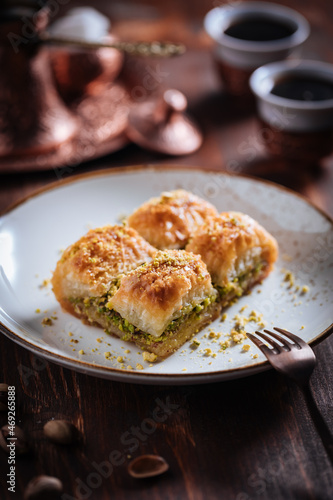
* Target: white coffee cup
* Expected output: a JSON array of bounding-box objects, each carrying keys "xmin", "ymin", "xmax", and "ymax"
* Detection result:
[
  {"xmin": 204, "ymin": 2, "xmax": 310, "ymax": 95},
  {"xmin": 249, "ymin": 59, "xmax": 333, "ymax": 162}
]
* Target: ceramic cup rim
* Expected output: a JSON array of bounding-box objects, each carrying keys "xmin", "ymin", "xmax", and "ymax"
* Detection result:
[
  {"xmin": 204, "ymin": 2, "xmax": 310, "ymax": 53},
  {"xmin": 249, "ymin": 59, "xmax": 333, "ymax": 111}
]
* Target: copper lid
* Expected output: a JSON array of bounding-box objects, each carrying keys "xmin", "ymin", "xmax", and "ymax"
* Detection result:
[{"xmin": 126, "ymin": 89, "xmax": 203, "ymax": 155}]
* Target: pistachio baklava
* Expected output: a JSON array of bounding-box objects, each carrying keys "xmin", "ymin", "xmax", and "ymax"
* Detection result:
[
  {"xmin": 127, "ymin": 189, "xmax": 218, "ymax": 249},
  {"xmin": 52, "ymin": 198, "xmax": 278, "ymax": 359},
  {"xmin": 105, "ymin": 250, "xmax": 220, "ymax": 357},
  {"xmin": 186, "ymin": 212, "xmax": 278, "ymax": 305},
  {"xmin": 52, "ymin": 226, "xmax": 220, "ymax": 358},
  {"xmin": 52, "ymin": 225, "xmax": 156, "ymax": 318}
]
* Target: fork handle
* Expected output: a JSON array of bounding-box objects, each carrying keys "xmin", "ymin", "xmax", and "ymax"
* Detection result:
[{"xmin": 301, "ymin": 383, "xmax": 333, "ymax": 465}]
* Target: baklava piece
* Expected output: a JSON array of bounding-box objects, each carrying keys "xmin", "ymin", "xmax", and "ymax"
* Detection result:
[
  {"xmin": 105, "ymin": 250, "xmax": 220, "ymax": 358},
  {"xmin": 52, "ymin": 225, "xmax": 156, "ymax": 318},
  {"xmin": 127, "ymin": 189, "xmax": 218, "ymax": 249},
  {"xmin": 186, "ymin": 212, "xmax": 278, "ymax": 304}
]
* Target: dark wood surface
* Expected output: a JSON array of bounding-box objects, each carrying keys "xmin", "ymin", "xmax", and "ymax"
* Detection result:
[{"xmin": 1, "ymin": 1, "xmax": 333, "ymax": 499}]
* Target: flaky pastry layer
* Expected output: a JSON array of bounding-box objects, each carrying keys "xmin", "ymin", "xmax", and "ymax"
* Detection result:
[
  {"xmin": 107, "ymin": 249, "xmax": 218, "ymax": 338},
  {"xmin": 186, "ymin": 212, "xmax": 278, "ymax": 289},
  {"xmin": 52, "ymin": 225, "xmax": 156, "ymax": 311},
  {"xmin": 74, "ymin": 296, "xmax": 221, "ymax": 358},
  {"xmin": 127, "ymin": 189, "xmax": 218, "ymax": 249}
]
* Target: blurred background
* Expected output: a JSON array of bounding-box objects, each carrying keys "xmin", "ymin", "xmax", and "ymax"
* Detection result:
[{"xmin": 1, "ymin": 0, "xmax": 333, "ymax": 211}]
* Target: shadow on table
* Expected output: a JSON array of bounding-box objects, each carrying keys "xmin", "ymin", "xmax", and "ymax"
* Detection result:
[{"xmin": 190, "ymin": 90, "xmax": 256, "ymax": 129}]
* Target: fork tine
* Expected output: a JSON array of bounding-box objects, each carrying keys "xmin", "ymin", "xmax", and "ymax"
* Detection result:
[
  {"xmin": 263, "ymin": 329, "xmax": 293, "ymax": 350},
  {"xmin": 273, "ymin": 327, "xmax": 308, "ymax": 348},
  {"xmin": 254, "ymin": 330, "xmax": 285, "ymax": 352},
  {"xmin": 246, "ymin": 332, "xmax": 273, "ymax": 357}
]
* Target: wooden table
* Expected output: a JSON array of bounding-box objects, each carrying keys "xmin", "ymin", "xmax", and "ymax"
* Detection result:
[{"xmin": 1, "ymin": 1, "xmax": 333, "ymax": 499}]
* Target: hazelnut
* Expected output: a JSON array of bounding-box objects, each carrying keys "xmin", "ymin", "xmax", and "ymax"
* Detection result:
[
  {"xmin": 24, "ymin": 475, "xmax": 63, "ymax": 500},
  {"xmin": 43, "ymin": 420, "xmax": 79, "ymax": 445},
  {"xmin": 0, "ymin": 424, "xmax": 29, "ymax": 455}
]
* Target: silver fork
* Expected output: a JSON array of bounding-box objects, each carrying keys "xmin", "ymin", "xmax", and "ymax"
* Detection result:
[{"xmin": 247, "ymin": 327, "xmax": 333, "ymax": 465}]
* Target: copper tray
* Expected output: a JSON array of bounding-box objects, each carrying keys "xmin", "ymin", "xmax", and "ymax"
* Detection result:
[
  {"xmin": 0, "ymin": 81, "xmax": 132, "ymax": 174},
  {"xmin": 0, "ymin": 52, "xmax": 163, "ymax": 174}
]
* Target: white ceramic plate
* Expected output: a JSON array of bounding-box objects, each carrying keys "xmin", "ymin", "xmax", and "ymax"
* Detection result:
[{"xmin": 1, "ymin": 166, "xmax": 332, "ymax": 385}]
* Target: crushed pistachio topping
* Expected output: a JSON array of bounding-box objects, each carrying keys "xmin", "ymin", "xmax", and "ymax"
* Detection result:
[
  {"xmin": 132, "ymin": 249, "xmax": 209, "ymax": 282},
  {"xmin": 142, "ymin": 352, "xmax": 158, "ymax": 363},
  {"xmin": 220, "ymin": 340, "xmax": 230, "ymax": 350},
  {"xmin": 40, "ymin": 279, "xmax": 50, "ymax": 288},
  {"xmin": 231, "ymin": 329, "xmax": 247, "ymax": 343},
  {"xmin": 72, "ymin": 289, "xmax": 217, "ymax": 348},
  {"xmin": 217, "ymin": 262, "xmax": 264, "ymax": 301},
  {"xmin": 190, "ymin": 338, "xmax": 200, "ymax": 348},
  {"xmin": 284, "ymin": 270, "xmax": 295, "ymax": 287},
  {"xmin": 42, "ymin": 317, "xmax": 53, "ymax": 327}
]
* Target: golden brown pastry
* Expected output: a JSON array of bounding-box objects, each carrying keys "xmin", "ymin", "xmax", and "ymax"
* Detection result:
[
  {"xmin": 105, "ymin": 250, "xmax": 220, "ymax": 357},
  {"xmin": 186, "ymin": 212, "xmax": 278, "ymax": 303},
  {"xmin": 127, "ymin": 189, "xmax": 218, "ymax": 249},
  {"xmin": 52, "ymin": 225, "xmax": 156, "ymax": 317},
  {"xmin": 78, "ymin": 250, "xmax": 220, "ymax": 358},
  {"xmin": 52, "ymin": 199, "xmax": 279, "ymax": 360}
]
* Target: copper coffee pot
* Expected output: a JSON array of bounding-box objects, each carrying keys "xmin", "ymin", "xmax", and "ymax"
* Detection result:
[
  {"xmin": 0, "ymin": 4, "xmax": 78, "ymax": 157},
  {"xmin": 0, "ymin": 2, "xmax": 195, "ymax": 167}
]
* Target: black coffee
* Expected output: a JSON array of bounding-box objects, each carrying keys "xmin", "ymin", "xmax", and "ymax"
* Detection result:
[
  {"xmin": 271, "ymin": 76, "xmax": 333, "ymax": 101},
  {"xmin": 224, "ymin": 16, "xmax": 296, "ymax": 41}
]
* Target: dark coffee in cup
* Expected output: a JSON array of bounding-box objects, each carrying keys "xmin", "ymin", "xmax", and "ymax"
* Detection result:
[
  {"xmin": 204, "ymin": 2, "xmax": 310, "ymax": 96},
  {"xmin": 224, "ymin": 16, "xmax": 296, "ymax": 42},
  {"xmin": 250, "ymin": 61, "xmax": 333, "ymax": 163},
  {"xmin": 271, "ymin": 75, "xmax": 333, "ymax": 101}
]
